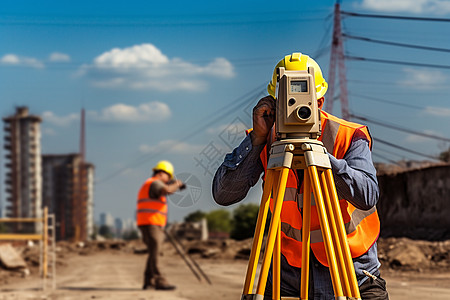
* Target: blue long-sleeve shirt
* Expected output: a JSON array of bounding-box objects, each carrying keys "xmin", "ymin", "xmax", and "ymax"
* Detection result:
[{"xmin": 212, "ymin": 132, "xmax": 381, "ymax": 298}]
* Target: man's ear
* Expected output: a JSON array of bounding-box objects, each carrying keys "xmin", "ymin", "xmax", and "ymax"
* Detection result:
[{"xmin": 317, "ymin": 97, "xmax": 325, "ymax": 109}]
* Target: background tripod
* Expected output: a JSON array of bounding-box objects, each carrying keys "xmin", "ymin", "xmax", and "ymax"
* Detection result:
[{"xmin": 241, "ymin": 138, "xmax": 361, "ymax": 300}]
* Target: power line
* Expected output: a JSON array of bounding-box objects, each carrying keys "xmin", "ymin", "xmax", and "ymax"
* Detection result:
[
  {"xmin": 341, "ymin": 11, "xmax": 450, "ymax": 22},
  {"xmin": 0, "ymin": 16, "xmax": 326, "ymax": 27},
  {"xmin": 314, "ymin": 14, "xmax": 333, "ymax": 59},
  {"xmin": 0, "ymin": 50, "xmax": 333, "ymax": 71},
  {"xmin": 0, "ymin": 56, "xmax": 281, "ymax": 71},
  {"xmin": 348, "ymin": 79, "xmax": 405, "ymax": 87},
  {"xmin": 375, "ymin": 146, "xmax": 406, "ymax": 159},
  {"xmin": 341, "ymin": 9, "xmax": 445, "ymax": 162},
  {"xmin": 371, "ymin": 152, "xmax": 403, "ymax": 165},
  {"xmin": 372, "ymin": 137, "xmax": 439, "ymax": 161},
  {"xmin": 347, "ymin": 79, "xmax": 448, "ymax": 91},
  {"xmin": 346, "ymin": 55, "xmax": 450, "ymax": 70},
  {"xmin": 351, "ymin": 113, "xmax": 450, "ymax": 143},
  {"xmin": 343, "ymin": 33, "xmax": 450, "ymax": 53},
  {"xmin": 96, "ymin": 83, "xmax": 266, "ymax": 184},
  {"xmin": 0, "ymin": 10, "xmax": 330, "ymax": 20},
  {"xmin": 349, "ymin": 93, "xmax": 426, "ymax": 111}
]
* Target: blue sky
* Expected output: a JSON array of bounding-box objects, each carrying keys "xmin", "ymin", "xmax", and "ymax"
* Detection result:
[{"xmin": 1, "ymin": 0, "xmax": 450, "ymax": 223}]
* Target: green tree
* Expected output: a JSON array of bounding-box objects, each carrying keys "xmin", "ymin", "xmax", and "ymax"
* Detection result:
[
  {"xmin": 98, "ymin": 225, "xmax": 114, "ymax": 239},
  {"xmin": 439, "ymin": 147, "xmax": 450, "ymax": 162},
  {"xmin": 0, "ymin": 223, "xmax": 6, "ymax": 233},
  {"xmin": 90, "ymin": 224, "xmax": 98, "ymax": 240},
  {"xmin": 231, "ymin": 203, "xmax": 259, "ymax": 240},
  {"xmin": 206, "ymin": 209, "xmax": 232, "ymax": 233},
  {"xmin": 184, "ymin": 210, "xmax": 207, "ymax": 223},
  {"xmin": 122, "ymin": 229, "xmax": 139, "ymax": 240}
]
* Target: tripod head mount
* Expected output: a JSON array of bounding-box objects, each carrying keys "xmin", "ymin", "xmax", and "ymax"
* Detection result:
[{"xmin": 267, "ymin": 139, "xmax": 330, "ymax": 171}]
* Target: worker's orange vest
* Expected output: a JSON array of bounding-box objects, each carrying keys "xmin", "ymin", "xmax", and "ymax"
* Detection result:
[
  {"xmin": 136, "ymin": 177, "xmax": 168, "ymax": 227},
  {"xmin": 258, "ymin": 111, "xmax": 380, "ymax": 268}
]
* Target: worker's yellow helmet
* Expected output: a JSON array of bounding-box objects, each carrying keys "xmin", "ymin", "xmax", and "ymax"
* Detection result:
[
  {"xmin": 152, "ymin": 160, "xmax": 174, "ymax": 179},
  {"xmin": 267, "ymin": 53, "xmax": 328, "ymax": 100}
]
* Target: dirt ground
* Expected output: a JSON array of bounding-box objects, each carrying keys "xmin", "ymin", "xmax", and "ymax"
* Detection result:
[{"xmin": 0, "ymin": 240, "xmax": 449, "ymax": 300}]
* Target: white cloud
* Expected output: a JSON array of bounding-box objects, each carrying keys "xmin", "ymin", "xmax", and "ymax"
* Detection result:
[
  {"xmin": 425, "ymin": 106, "xmax": 450, "ymax": 116},
  {"xmin": 88, "ymin": 101, "xmax": 171, "ymax": 123},
  {"xmin": 1, "ymin": 54, "xmax": 44, "ymax": 68},
  {"xmin": 405, "ymin": 130, "xmax": 444, "ymax": 143},
  {"xmin": 206, "ymin": 121, "xmax": 249, "ymax": 135},
  {"xmin": 358, "ymin": 0, "xmax": 450, "ymax": 14},
  {"xmin": 398, "ymin": 68, "xmax": 447, "ymax": 90},
  {"xmin": 42, "ymin": 111, "xmax": 79, "ymax": 126},
  {"xmin": 49, "ymin": 52, "xmax": 71, "ymax": 62},
  {"xmin": 42, "ymin": 128, "xmax": 57, "ymax": 136},
  {"xmin": 139, "ymin": 140, "xmax": 204, "ymax": 155},
  {"xmin": 1, "ymin": 54, "xmax": 19, "ymax": 64},
  {"xmin": 42, "ymin": 101, "xmax": 171, "ymax": 126},
  {"xmin": 79, "ymin": 43, "xmax": 235, "ymax": 91}
]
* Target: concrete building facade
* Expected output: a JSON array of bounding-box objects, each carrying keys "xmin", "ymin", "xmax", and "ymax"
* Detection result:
[
  {"xmin": 85, "ymin": 163, "xmax": 95, "ymax": 240},
  {"xmin": 3, "ymin": 107, "xmax": 42, "ymax": 232},
  {"xmin": 42, "ymin": 154, "xmax": 94, "ymax": 241}
]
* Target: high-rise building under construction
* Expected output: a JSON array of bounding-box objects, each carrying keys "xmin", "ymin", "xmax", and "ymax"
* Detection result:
[
  {"xmin": 42, "ymin": 154, "xmax": 95, "ymax": 241},
  {"xmin": 3, "ymin": 106, "xmax": 95, "ymax": 240},
  {"xmin": 3, "ymin": 107, "xmax": 42, "ymax": 232}
]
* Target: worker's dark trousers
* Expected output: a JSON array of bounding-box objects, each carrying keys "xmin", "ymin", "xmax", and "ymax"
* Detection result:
[
  {"xmin": 359, "ymin": 275, "xmax": 389, "ymax": 300},
  {"xmin": 139, "ymin": 224, "xmax": 169, "ymax": 287}
]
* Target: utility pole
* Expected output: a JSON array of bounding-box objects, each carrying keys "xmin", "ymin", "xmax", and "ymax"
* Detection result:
[{"xmin": 326, "ymin": 1, "xmax": 350, "ymax": 120}]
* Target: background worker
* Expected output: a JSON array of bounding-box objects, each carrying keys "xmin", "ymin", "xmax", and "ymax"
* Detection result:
[
  {"xmin": 212, "ymin": 53, "xmax": 389, "ymax": 299},
  {"xmin": 136, "ymin": 160, "xmax": 185, "ymax": 291}
]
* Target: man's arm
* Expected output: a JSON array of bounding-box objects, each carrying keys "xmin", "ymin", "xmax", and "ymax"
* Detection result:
[
  {"xmin": 213, "ymin": 96, "xmax": 275, "ymax": 206},
  {"xmin": 149, "ymin": 180, "xmax": 184, "ymax": 198},
  {"xmin": 212, "ymin": 132, "xmax": 266, "ymax": 206},
  {"xmin": 328, "ymin": 133, "xmax": 379, "ymax": 210}
]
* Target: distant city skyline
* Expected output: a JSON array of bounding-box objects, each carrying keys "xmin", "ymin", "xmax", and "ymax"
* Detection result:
[{"xmin": 99, "ymin": 211, "xmax": 136, "ymax": 232}]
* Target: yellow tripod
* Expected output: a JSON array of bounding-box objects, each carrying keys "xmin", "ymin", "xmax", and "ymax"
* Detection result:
[{"xmin": 241, "ymin": 138, "xmax": 361, "ymax": 300}]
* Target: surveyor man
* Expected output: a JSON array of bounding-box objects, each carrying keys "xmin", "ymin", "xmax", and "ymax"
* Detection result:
[
  {"xmin": 137, "ymin": 160, "xmax": 185, "ymax": 291},
  {"xmin": 212, "ymin": 53, "xmax": 389, "ymax": 299}
]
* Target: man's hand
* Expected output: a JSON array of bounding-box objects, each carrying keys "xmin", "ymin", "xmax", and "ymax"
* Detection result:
[
  {"xmin": 178, "ymin": 181, "xmax": 187, "ymax": 190},
  {"xmin": 251, "ymin": 95, "xmax": 276, "ymax": 145},
  {"xmin": 166, "ymin": 179, "xmax": 186, "ymax": 194}
]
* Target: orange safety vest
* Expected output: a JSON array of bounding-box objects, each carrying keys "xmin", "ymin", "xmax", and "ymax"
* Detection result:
[
  {"xmin": 136, "ymin": 177, "xmax": 168, "ymax": 227},
  {"xmin": 258, "ymin": 111, "xmax": 380, "ymax": 268}
]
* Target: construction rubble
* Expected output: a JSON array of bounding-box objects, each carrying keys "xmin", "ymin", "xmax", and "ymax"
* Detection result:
[{"xmin": 0, "ymin": 236, "xmax": 449, "ymax": 287}]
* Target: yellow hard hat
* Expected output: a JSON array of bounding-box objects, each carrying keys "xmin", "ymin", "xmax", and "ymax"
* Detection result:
[
  {"xmin": 152, "ymin": 160, "xmax": 174, "ymax": 178},
  {"xmin": 267, "ymin": 52, "xmax": 328, "ymax": 99}
]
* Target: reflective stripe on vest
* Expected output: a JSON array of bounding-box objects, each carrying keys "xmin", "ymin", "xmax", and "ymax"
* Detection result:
[
  {"xmin": 321, "ymin": 115, "xmax": 339, "ymax": 154},
  {"xmin": 259, "ymin": 110, "xmax": 380, "ymax": 268},
  {"xmin": 136, "ymin": 177, "xmax": 168, "ymax": 227},
  {"xmin": 297, "ymin": 193, "xmax": 316, "ymax": 208},
  {"xmin": 281, "ymin": 206, "xmax": 377, "ymax": 243},
  {"xmin": 136, "ymin": 208, "xmax": 168, "ymax": 215},
  {"xmin": 280, "ymin": 187, "xmax": 297, "ymax": 203},
  {"xmin": 137, "ymin": 198, "xmax": 166, "ymax": 204}
]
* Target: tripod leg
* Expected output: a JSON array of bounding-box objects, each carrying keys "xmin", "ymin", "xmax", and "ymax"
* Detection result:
[
  {"xmin": 324, "ymin": 169, "xmax": 361, "ymax": 299},
  {"xmin": 164, "ymin": 230, "xmax": 202, "ymax": 282},
  {"xmin": 273, "ymin": 220, "xmax": 281, "ymax": 300},
  {"xmin": 300, "ymin": 169, "xmax": 311, "ymax": 300},
  {"xmin": 307, "ymin": 165, "xmax": 344, "ymax": 299},
  {"xmin": 256, "ymin": 167, "xmax": 290, "ymax": 297},
  {"xmin": 319, "ymin": 170, "xmax": 351, "ymax": 297},
  {"xmin": 243, "ymin": 169, "xmax": 275, "ymax": 295}
]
